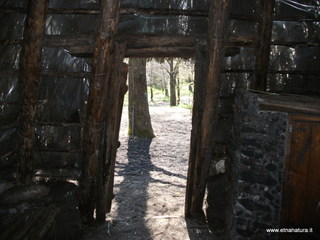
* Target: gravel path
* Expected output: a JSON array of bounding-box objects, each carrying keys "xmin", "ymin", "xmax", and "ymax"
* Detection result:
[{"xmin": 82, "ymin": 104, "xmax": 214, "ymax": 240}]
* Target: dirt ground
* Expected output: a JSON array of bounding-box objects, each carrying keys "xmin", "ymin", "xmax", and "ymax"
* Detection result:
[{"xmin": 81, "ymin": 103, "xmax": 214, "ymax": 240}]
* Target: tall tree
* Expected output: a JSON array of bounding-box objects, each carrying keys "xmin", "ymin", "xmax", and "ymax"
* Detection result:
[
  {"xmin": 128, "ymin": 58, "xmax": 155, "ymax": 138},
  {"xmin": 163, "ymin": 58, "xmax": 181, "ymax": 106},
  {"xmin": 168, "ymin": 59, "xmax": 177, "ymax": 106}
]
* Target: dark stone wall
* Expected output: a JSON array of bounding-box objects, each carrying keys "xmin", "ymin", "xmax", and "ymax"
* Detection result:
[{"xmin": 231, "ymin": 90, "xmax": 288, "ymax": 239}]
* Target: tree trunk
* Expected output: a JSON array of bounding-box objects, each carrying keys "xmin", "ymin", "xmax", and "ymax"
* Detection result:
[
  {"xmin": 150, "ymin": 86, "xmax": 154, "ymax": 102},
  {"xmin": 169, "ymin": 59, "xmax": 177, "ymax": 106},
  {"xmin": 177, "ymin": 74, "xmax": 180, "ymax": 105},
  {"xmin": 128, "ymin": 58, "xmax": 155, "ymax": 138},
  {"xmin": 164, "ymin": 87, "xmax": 169, "ymax": 97}
]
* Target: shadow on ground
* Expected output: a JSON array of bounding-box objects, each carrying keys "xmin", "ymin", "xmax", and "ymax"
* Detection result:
[{"xmin": 107, "ymin": 136, "xmax": 214, "ymax": 240}]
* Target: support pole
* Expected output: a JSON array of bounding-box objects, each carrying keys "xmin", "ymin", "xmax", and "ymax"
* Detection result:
[
  {"xmin": 96, "ymin": 41, "xmax": 127, "ymax": 222},
  {"xmin": 79, "ymin": 0, "xmax": 121, "ymax": 223},
  {"xmin": 185, "ymin": 0, "xmax": 231, "ymax": 219},
  {"xmin": 17, "ymin": 0, "xmax": 48, "ymax": 186},
  {"xmin": 252, "ymin": 0, "xmax": 275, "ymax": 91}
]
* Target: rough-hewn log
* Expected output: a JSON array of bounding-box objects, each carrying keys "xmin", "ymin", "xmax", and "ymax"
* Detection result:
[
  {"xmin": 125, "ymin": 46, "xmax": 195, "ymax": 58},
  {"xmin": 0, "ymin": 69, "xmax": 19, "ymax": 78},
  {"xmin": 0, "ymin": 40, "xmax": 22, "ymax": 45},
  {"xmin": 185, "ymin": 41, "xmax": 208, "ymax": 218},
  {"xmin": 44, "ymin": 35, "xmax": 94, "ymax": 57},
  {"xmin": 120, "ymin": 7, "xmax": 207, "ymax": 16},
  {"xmin": 123, "ymin": 35, "xmax": 201, "ymax": 48},
  {"xmin": 79, "ymin": 0, "xmax": 121, "ymax": 223},
  {"xmin": 42, "ymin": 34, "xmax": 257, "ymax": 58},
  {"xmin": 252, "ymin": 0, "xmax": 275, "ymax": 90},
  {"xmin": 17, "ymin": 0, "xmax": 49, "ymax": 186},
  {"xmin": 0, "ymin": 7, "xmax": 26, "ymax": 13},
  {"xmin": 34, "ymin": 149, "xmax": 82, "ymax": 153},
  {"xmin": 96, "ymin": 41, "xmax": 127, "ymax": 221},
  {"xmin": 40, "ymin": 70, "xmax": 91, "ymax": 78},
  {"xmin": 44, "ymin": 35, "xmax": 94, "ymax": 47},
  {"xmin": 268, "ymin": 70, "xmax": 320, "ymax": 75},
  {"xmin": 185, "ymin": 0, "xmax": 231, "ymax": 219},
  {"xmin": 105, "ymin": 64, "xmax": 128, "ymax": 212},
  {"xmin": 48, "ymin": 8, "xmax": 99, "ymax": 14},
  {"xmin": 0, "ymin": 122, "xmax": 18, "ymax": 130}
]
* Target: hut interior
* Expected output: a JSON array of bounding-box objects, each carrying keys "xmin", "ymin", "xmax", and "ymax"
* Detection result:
[{"xmin": 0, "ymin": 0, "xmax": 320, "ymax": 239}]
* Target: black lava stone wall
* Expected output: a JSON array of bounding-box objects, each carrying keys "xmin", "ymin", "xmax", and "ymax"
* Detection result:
[{"xmin": 231, "ymin": 90, "xmax": 288, "ymax": 239}]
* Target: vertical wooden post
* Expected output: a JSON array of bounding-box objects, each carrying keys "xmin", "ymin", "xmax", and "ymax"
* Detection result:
[
  {"xmin": 185, "ymin": 0, "xmax": 231, "ymax": 218},
  {"xmin": 96, "ymin": 41, "xmax": 127, "ymax": 222},
  {"xmin": 185, "ymin": 42, "xmax": 208, "ymax": 218},
  {"xmin": 79, "ymin": 0, "xmax": 121, "ymax": 223},
  {"xmin": 252, "ymin": 0, "xmax": 275, "ymax": 91},
  {"xmin": 17, "ymin": 0, "xmax": 48, "ymax": 186}
]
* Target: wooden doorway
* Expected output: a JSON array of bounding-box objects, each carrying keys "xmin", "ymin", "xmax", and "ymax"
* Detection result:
[{"xmin": 281, "ymin": 114, "xmax": 320, "ymax": 233}]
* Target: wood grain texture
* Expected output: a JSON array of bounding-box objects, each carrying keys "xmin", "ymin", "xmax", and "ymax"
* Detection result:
[{"xmin": 17, "ymin": 0, "xmax": 49, "ymax": 186}]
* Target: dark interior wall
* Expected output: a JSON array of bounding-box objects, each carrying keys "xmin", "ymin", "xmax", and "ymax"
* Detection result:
[
  {"xmin": 269, "ymin": 0, "xmax": 320, "ymax": 94},
  {"xmin": 0, "ymin": 0, "xmax": 26, "ymax": 193}
]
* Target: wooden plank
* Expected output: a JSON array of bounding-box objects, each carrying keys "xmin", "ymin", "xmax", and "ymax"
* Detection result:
[
  {"xmin": 96, "ymin": 41, "xmax": 127, "ymax": 222},
  {"xmin": 252, "ymin": 0, "xmax": 275, "ymax": 90},
  {"xmin": 281, "ymin": 117, "xmax": 320, "ymax": 234},
  {"xmin": 185, "ymin": 0, "xmax": 231, "ymax": 219},
  {"xmin": 258, "ymin": 93, "xmax": 320, "ymax": 115},
  {"xmin": 303, "ymin": 122, "xmax": 320, "ymax": 231},
  {"xmin": 79, "ymin": 0, "xmax": 121, "ymax": 224},
  {"xmin": 281, "ymin": 120, "xmax": 312, "ymax": 226},
  {"xmin": 17, "ymin": 0, "xmax": 49, "ymax": 186}
]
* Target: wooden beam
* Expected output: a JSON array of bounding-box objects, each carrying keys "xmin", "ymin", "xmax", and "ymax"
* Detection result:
[
  {"xmin": 47, "ymin": 8, "xmax": 99, "ymax": 15},
  {"xmin": 96, "ymin": 41, "xmax": 127, "ymax": 221},
  {"xmin": 17, "ymin": 0, "xmax": 49, "ymax": 186},
  {"xmin": 120, "ymin": 7, "xmax": 207, "ymax": 17},
  {"xmin": 44, "ymin": 35, "xmax": 94, "ymax": 47},
  {"xmin": 185, "ymin": 0, "xmax": 231, "ymax": 219},
  {"xmin": 252, "ymin": 0, "xmax": 275, "ymax": 91},
  {"xmin": 0, "ymin": 40, "xmax": 22, "ymax": 45},
  {"xmin": 40, "ymin": 70, "xmax": 91, "ymax": 78},
  {"xmin": 41, "ymin": 34, "xmax": 257, "ymax": 58},
  {"xmin": 125, "ymin": 46, "xmax": 195, "ymax": 58},
  {"xmin": 0, "ymin": 69, "xmax": 19, "ymax": 78},
  {"xmin": 79, "ymin": 0, "xmax": 121, "ymax": 224},
  {"xmin": 185, "ymin": 41, "xmax": 208, "ymax": 219}
]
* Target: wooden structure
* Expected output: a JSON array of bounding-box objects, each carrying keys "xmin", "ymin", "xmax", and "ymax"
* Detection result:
[
  {"xmin": 185, "ymin": 0, "xmax": 231, "ymax": 219},
  {"xmin": 17, "ymin": 0, "xmax": 49, "ymax": 186},
  {"xmin": 0, "ymin": 0, "xmax": 320, "ymax": 236},
  {"xmin": 258, "ymin": 93, "xmax": 320, "ymax": 233}
]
